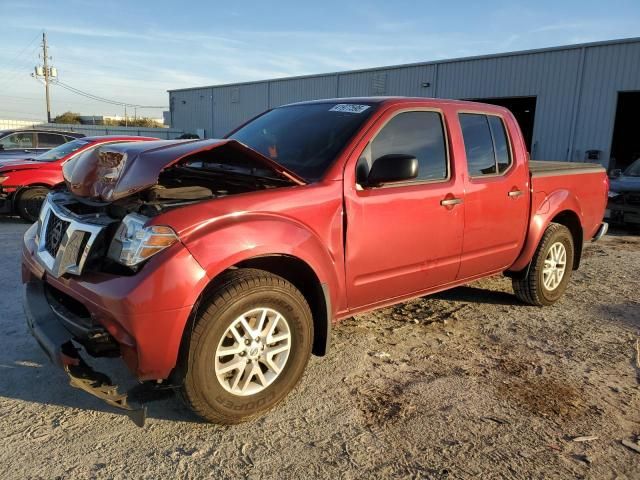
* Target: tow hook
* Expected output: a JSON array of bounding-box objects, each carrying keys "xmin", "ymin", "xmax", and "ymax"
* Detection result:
[{"xmin": 62, "ymin": 343, "xmax": 147, "ymax": 427}]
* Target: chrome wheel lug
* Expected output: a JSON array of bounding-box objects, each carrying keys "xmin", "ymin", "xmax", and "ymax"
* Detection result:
[{"xmin": 245, "ymin": 339, "xmax": 251, "ymax": 346}]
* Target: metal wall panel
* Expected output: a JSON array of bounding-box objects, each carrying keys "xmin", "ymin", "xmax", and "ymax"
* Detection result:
[
  {"xmin": 436, "ymin": 49, "xmax": 582, "ymax": 160},
  {"xmin": 572, "ymin": 42, "xmax": 640, "ymax": 163},
  {"xmin": 212, "ymin": 82, "xmax": 269, "ymax": 137},
  {"xmin": 337, "ymin": 65, "xmax": 437, "ymax": 98},
  {"xmin": 268, "ymin": 75, "xmax": 338, "ymax": 107},
  {"xmin": 170, "ymin": 88, "xmax": 213, "ymax": 137},
  {"xmin": 169, "ymin": 38, "xmax": 640, "ymax": 165}
]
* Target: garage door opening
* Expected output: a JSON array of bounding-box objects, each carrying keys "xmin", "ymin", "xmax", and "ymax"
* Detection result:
[
  {"xmin": 468, "ymin": 96, "xmax": 537, "ymax": 153},
  {"xmin": 610, "ymin": 91, "xmax": 640, "ymax": 172}
]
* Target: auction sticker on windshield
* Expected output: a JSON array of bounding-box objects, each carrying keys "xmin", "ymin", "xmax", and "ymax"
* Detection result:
[{"xmin": 329, "ymin": 104, "xmax": 370, "ymax": 114}]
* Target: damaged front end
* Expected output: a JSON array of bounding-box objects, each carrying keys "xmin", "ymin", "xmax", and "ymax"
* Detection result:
[
  {"xmin": 24, "ymin": 280, "xmax": 147, "ymax": 426},
  {"xmin": 23, "ymin": 139, "xmax": 304, "ymax": 426}
]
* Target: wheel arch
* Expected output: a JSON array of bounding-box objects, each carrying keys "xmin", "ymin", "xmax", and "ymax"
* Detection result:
[{"xmin": 509, "ymin": 189, "xmax": 584, "ymax": 273}]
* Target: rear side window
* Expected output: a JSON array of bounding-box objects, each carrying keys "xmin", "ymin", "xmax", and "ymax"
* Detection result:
[
  {"xmin": 459, "ymin": 113, "xmax": 512, "ymax": 176},
  {"xmin": 38, "ymin": 132, "xmax": 67, "ymax": 148},
  {"xmin": 488, "ymin": 116, "xmax": 511, "ymax": 173},
  {"xmin": 371, "ymin": 111, "xmax": 448, "ymax": 181}
]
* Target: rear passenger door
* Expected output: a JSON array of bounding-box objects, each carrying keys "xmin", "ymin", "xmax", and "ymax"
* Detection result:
[
  {"xmin": 344, "ymin": 108, "xmax": 465, "ymax": 309},
  {"xmin": 456, "ymin": 112, "xmax": 529, "ymax": 279}
]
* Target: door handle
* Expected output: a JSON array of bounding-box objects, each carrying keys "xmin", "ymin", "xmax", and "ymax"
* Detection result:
[
  {"xmin": 508, "ymin": 190, "xmax": 524, "ymax": 198},
  {"xmin": 440, "ymin": 197, "xmax": 463, "ymax": 206}
]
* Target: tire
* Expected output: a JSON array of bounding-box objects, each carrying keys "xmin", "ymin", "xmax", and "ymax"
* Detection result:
[
  {"xmin": 15, "ymin": 187, "xmax": 49, "ymax": 223},
  {"xmin": 180, "ymin": 268, "xmax": 313, "ymax": 424},
  {"xmin": 512, "ymin": 223, "xmax": 575, "ymax": 306}
]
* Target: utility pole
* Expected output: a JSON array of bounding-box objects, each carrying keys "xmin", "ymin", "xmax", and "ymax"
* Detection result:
[
  {"xmin": 42, "ymin": 32, "xmax": 51, "ymax": 123},
  {"xmin": 34, "ymin": 31, "xmax": 56, "ymax": 123}
]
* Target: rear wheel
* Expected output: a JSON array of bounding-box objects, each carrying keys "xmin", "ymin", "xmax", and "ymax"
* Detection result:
[
  {"xmin": 15, "ymin": 187, "xmax": 49, "ymax": 222},
  {"xmin": 512, "ymin": 223, "xmax": 575, "ymax": 306},
  {"xmin": 180, "ymin": 269, "xmax": 313, "ymax": 424}
]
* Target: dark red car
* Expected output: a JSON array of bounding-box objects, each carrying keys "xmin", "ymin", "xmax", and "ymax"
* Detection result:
[
  {"xmin": 0, "ymin": 135, "xmax": 157, "ymax": 221},
  {"xmin": 22, "ymin": 98, "xmax": 608, "ymax": 426}
]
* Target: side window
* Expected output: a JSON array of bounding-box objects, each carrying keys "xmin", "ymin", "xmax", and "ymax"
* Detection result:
[
  {"xmin": 0, "ymin": 132, "xmax": 35, "ymax": 150},
  {"xmin": 38, "ymin": 133, "xmax": 67, "ymax": 148},
  {"xmin": 459, "ymin": 114, "xmax": 496, "ymax": 176},
  {"xmin": 459, "ymin": 113, "xmax": 512, "ymax": 176},
  {"xmin": 488, "ymin": 116, "xmax": 511, "ymax": 173},
  {"xmin": 370, "ymin": 111, "xmax": 448, "ymax": 182}
]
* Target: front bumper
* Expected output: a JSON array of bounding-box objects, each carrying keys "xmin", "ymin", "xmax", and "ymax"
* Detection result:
[
  {"xmin": 607, "ymin": 195, "xmax": 640, "ymax": 226},
  {"xmin": 0, "ymin": 189, "xmax": 11, "ymax": 214},
  {"xmin": 23, "ymin": 280, "xmax": 147, "ymax": 426},
  {"xmin": 22, "ymin": 217, "xmax": 211, "ymax": 381}
]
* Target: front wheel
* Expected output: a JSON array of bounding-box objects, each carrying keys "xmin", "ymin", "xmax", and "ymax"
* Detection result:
[
  {"xmin": 180, "ymin": 269, "xmax": 313, "ymax": 424},
  {"xmin": 512, "ymin": 223, "xmax": 575, "ymax": 306},
  {"xmin": 15, "ymin": 187, "xmax": 49, "ymax": 223}
]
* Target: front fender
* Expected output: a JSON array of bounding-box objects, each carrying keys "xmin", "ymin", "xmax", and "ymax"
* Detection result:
[
  {"xmin": 180, "ymin": 213, "xmax": 342, "ymax": 316},
  {"xmin": 509, "ymin": 189, "xmax": 583, "ymax": 272}
]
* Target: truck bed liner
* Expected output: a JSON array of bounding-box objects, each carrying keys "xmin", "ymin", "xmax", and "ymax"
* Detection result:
[{"xmin": 530, "ymin": 160, "xmax": 604, "ymax": 177}]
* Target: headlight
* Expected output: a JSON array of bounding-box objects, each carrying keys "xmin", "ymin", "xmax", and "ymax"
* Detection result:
[
  {"xmin": 608, "ymin": 191, "xmax": 620, "ymax": 198},
  {"xmin": 0, "ymin": 176, "xmax": 7, "ymax": 184},
  {"xmin": 107, "ymin": 213, "xmax": 179, "ymax": 267}
]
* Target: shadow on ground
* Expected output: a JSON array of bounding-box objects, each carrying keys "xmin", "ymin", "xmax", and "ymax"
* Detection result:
[{"xmin": 431, "ymin": 285, "xmax": 522, "ymax": 306}]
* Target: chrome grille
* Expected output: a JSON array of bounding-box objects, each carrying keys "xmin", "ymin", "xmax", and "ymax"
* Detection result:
[
  {"xmin": 34, "ymin": 193, "xmax": 110, "ymax": 278},
  {"xmin": 44, "ymin": 212, "xmax": 70, "ymax": 257}
]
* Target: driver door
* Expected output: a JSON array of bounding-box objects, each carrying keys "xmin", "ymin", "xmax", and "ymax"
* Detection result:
[{"xmin": 344, "ymin": 108, "xmax": 465, "ymax": 309}]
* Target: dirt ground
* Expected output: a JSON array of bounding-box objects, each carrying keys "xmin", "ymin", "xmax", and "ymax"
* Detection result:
[{"xmin": 0, "ymin": 217, "xmax": 638, "ymax": 479}]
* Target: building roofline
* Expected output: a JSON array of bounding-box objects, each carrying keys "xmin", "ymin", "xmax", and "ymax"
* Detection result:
[{"xmin": 168, "ymin": 36, "xmax": 640, "ymax": 93}]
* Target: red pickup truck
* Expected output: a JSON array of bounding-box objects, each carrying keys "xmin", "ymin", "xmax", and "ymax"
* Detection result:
[{"xmin": 22, "ymin": 98, "xmax": 608, "ymax": 426}]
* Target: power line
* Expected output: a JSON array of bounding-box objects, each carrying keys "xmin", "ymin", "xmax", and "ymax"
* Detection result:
[
  {"xmin": 52, "ymin": 79, "xmax": 168, "ymax": 109},
  {"xmin": 0, "ymin": 32, "xmax": 40, "ymax": 79}
]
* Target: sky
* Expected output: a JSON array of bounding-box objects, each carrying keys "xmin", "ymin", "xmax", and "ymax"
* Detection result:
[{"xmin": 0, "ymin": 0, "xmax": 638, "ymax": 122}]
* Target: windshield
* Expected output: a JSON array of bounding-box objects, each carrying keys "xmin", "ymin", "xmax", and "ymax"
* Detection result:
[
  {"xmin": 624, "ymin": 158, "xmax": 640, "ymax": 177},
  {"xmin": 228, "ymin": 102, "xmax": 377, "ymax": 181},
  {"xmin": 35, "ymin": 139, "xmax": 89, "ymax": 162}
]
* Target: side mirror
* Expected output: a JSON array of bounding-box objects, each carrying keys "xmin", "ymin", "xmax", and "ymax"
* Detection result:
[
  {"xmin": 366, "ymin": 154, "xmax": 418, "ymax": 187},
  {"xmin": 610, "ymin": 168, "xmax": 622, "ymax": 178},
  {"xmin": 0, "ymin": 145, "xmax": 4, "ymax": 151}
]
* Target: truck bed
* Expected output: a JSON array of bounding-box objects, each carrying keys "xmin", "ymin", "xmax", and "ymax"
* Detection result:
[{"xmin": 529, "ymin": 160, "xmax": 605, "ymax": 177}]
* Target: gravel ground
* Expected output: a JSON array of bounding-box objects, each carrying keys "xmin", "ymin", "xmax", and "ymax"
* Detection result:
[{"xmin": 0, "ymin": 217, "xmax": 639, "ymax": 479}]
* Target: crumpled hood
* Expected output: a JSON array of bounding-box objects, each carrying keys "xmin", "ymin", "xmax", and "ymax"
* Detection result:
[{"xmin": 62, "ymin": 139, "xmax": 306, "ymax": 202}]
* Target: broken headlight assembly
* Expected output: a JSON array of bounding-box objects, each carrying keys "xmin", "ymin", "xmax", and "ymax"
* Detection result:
[{"xmin": 107, "ymin": 213, "xmax": 179, "ymax": 267}]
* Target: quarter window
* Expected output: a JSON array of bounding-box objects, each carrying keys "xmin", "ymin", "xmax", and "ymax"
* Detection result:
[
  {"xmin": 37, "ymin": 132, "xmax": 67, "ymax": 148},
  {"xmin": 370, "ymin": 111, "xmax": 448, "ymax": 182},
  {"xmin": 459, "ymin": 113, "xmax": 512, "ymax": 176}
]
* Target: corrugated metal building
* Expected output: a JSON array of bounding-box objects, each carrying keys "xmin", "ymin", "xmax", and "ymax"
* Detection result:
[{"xmin": 168, "ymin": 37, "xmax": 640, "ymax": 170}]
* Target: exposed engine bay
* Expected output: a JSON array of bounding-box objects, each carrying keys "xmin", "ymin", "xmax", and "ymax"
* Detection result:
[{"xmin": 37, "ymin": 141, "xmax": 300, "ymax": 278}]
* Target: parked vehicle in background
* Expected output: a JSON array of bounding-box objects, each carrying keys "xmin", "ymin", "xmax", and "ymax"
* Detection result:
[
  {"xmin": 0, "ymin": 136, "xmax": 157, "ymax": 221},
  {"xmin": 607, "ymin": 158, "xmax": 640, "ymax": 229},
  {"xmin": 22, "ymin": 98, "xmax": 608, "ymax": 426},
  {"xmin": 0, "ymin": 129, "xmax": 84, "ymax": 161}
]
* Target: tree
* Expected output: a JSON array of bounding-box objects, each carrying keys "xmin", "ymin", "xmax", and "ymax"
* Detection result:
[
  {"xmin": 53, "ymin": 111, "xmax": 81, "ymax": 124},
  {"xmin": 104, "ymin": 117, "xmax": 163, "ymax": 128}
]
